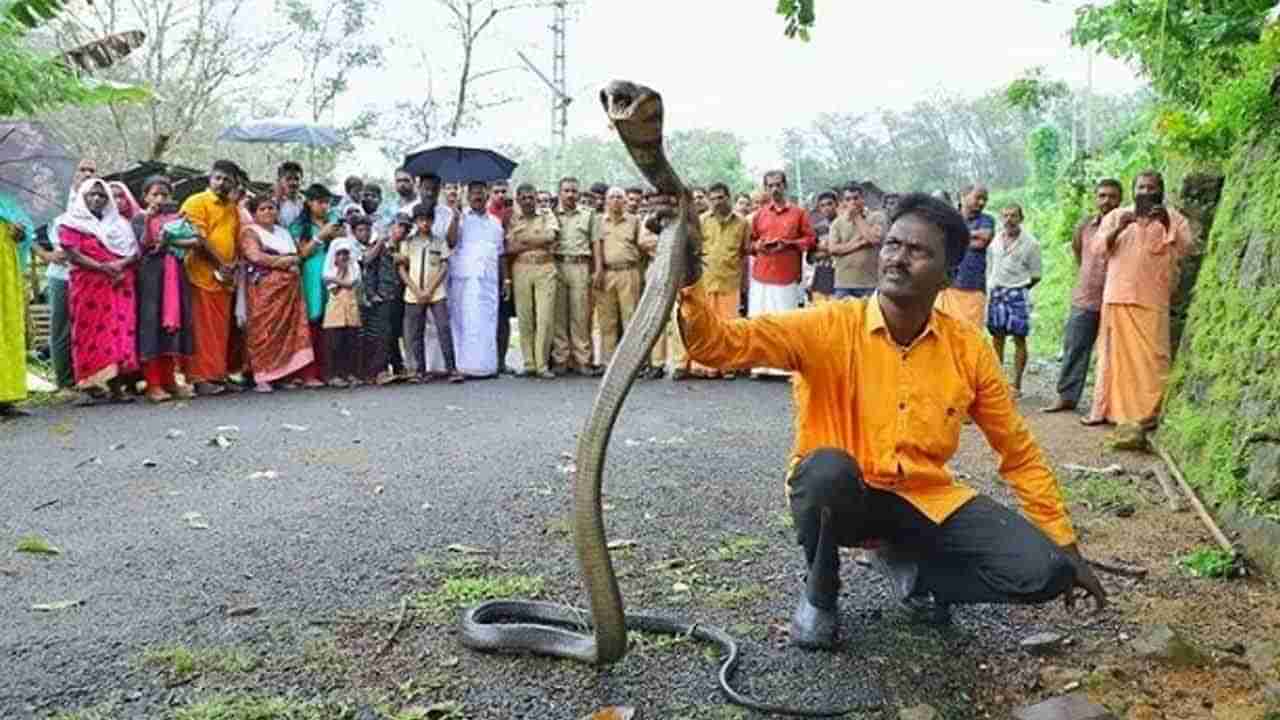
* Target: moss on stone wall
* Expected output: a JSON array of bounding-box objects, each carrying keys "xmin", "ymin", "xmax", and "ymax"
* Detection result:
[{"xmin": 1159, "ymin": 129, "xmax": 1280, "ymax": 519}]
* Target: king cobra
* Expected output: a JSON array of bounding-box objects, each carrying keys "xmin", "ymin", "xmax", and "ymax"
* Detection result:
[{"xmin": 460, "ymin": 81, "xmax": 870, "ymax": 718}]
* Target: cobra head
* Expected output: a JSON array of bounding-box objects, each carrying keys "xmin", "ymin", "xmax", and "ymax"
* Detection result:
[{"xmin": 600, "ymin": 80, "xmax": 663, "ymax": 148}]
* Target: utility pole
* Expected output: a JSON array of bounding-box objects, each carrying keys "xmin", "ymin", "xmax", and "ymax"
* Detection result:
[
  {"xmin": 516, "ymin": 2, "xmax": 572, "ymax": 157},
  {"xmin": 551, "ymin": 0, "xmax": 568, "ymax": 151}
]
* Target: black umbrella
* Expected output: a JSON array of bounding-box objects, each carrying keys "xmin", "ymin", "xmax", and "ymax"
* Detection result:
[
  {"xmin": 402, "ymin": 138, "xmax": 517, "ymax": 183},
  {"xmin": 0, "ymin": 121, "xmax": 76, "ymax": 228}
]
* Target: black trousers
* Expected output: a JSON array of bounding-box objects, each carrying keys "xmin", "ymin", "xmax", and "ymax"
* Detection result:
[
  {"xmin": 788, "ymin": 448, "xmax": 1073, "ymax": 608},
  {"xmin": 1056, "ymin": 306, "xmax": 1101, "ymax": 406},
  {"xmin": 325, "ymin": 327, "xmax": 360, "ymax": 379}
]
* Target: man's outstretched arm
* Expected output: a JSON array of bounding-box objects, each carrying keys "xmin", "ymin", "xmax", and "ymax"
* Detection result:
[{"xmin": 677, "ymin": 284, "xmax": 824, "ymax": 375}]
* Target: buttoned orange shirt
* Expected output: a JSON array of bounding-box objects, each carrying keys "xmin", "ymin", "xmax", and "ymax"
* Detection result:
[
  {"xmin": 677, "ymin": 286, "xmax": 1076, "ymax": 546},
  {"xmin": 1099, "ymin": 205, "xmax": 1194, "ymax": 310},
  {"xmin": 699, "ymin": 211, "xmax": 749, "ymax": 293}
]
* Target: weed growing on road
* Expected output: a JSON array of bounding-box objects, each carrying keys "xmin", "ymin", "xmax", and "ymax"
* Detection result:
[
  {"xmin": 627, "ymin": 628, "xmax": 693, "ymax": 654},
  {"xmin": 1062, "ymin": 472, "xmax": 1142, "ymax": 514},
  {"xmin": 411, "ymin": 574, "xmax": 545, "ymax": 621},
  {"xmin": 300, "ymin": 638, "xmax": 349, "ymax": 675},
  {"xmin": 15, "ymin": 534, "xmax": 61, "ymax": 555},
  {"xmin": 175, "ymin": 694, "xmax": 332, "ymax": 720},
  {"xmin": 1178, "ymin": 547, "xmax": 1238, "ymax": 578},
  {"xmin": 706, "ymin": 583, "xmax": 768, "ymax": 609},
  {"xmin": 714, "ymin": 535, "xmax": 765, "ymax": 562},
  {"xmin": 49, "ymin": 701, "xmax": 121, "ymax": 720},
  {"xmin": 142, "ymin": 645, "xmax": 259, "ymax": 678}
]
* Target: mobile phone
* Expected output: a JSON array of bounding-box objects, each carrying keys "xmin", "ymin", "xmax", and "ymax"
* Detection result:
[{"xmin": 1134, "ymin": 195, "xmax": 1155, "ymax": 217}]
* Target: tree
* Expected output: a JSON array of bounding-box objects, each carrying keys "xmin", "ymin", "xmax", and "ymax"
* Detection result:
[
  {"xmin": 34, "ymin": 0, "xmax": 279, "ymax": 170},
  {"xmin": 1, "ymin": 0, "xmax": 147, "ymax": 117},
  {"xmin": 436, "ymin": 0, "xmax": 544, "ymax": 138},
  {"xmin": 272, "ymin": 0, "xmax": 383, "ymax": 177},
  {"xmin": 776, "ymin": 0, "xmax": 815, "ymax": 40}
]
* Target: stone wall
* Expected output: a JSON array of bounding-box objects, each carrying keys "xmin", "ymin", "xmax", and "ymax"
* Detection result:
[{"xmin": 1159, "ymin": 128, "xmax": 1280, "ymax": 559}]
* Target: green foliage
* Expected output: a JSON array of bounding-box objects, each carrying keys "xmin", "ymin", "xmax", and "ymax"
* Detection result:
[
  {"xmin": 15, "ymin": 534, "xmax": 60, "ymax": 555},
  {"xmin": 776, "ymin": 0, "xmax": 814, "ymax": 41},
  {"xmin": 1178, "ymin": 547, "xmax": 1237, "ymax": 578},
  {"xmin": 142, "ymin": 645, "xmax": 259, "ymax": 677},
  {"xmin": 175, "ymin": 694, "xmax": 334, "ymax": 720},
  {"xmin": 1, "ymin": 0, "xmax": 67, "ymax": 28},
  {"xmin": 1158, "ymin": 127, "xmax": 1280, "ymax": 506},
  {"xmin": 1026, "ymin": 125, "xmax": 1062, "ymax": 205},
  {"xmin": 1005, "ymin": 66, "xmax": 1070, "ymax": 114}
]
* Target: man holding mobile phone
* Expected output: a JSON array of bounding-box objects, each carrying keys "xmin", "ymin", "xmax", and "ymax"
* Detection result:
[
  {"xmin": 747, "ymin": 170, "xmax": 815, "ymax": 379},
  {"xmin": 1083, "ymin": 171, "xmax": 1194, "ymax": 429}
]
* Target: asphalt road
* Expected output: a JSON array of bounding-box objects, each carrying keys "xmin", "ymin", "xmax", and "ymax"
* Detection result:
[{"xmin": 0, "ymin": 369, "xmax": 1068, "ymax": 719}]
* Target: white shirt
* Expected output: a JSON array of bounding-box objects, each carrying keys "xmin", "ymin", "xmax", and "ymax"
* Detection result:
[
  {"xmin": 455, "ymin": 208, "xmax": 503, "ymax": 279},
  {"xmin": 986, "ymin": 228, "xmax": 1042, "ymax": 289}
]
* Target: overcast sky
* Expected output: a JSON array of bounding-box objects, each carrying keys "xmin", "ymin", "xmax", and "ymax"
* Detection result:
[{"xmin": 330, "ymin": 0, "xmax": 1144, "ymax": 179}]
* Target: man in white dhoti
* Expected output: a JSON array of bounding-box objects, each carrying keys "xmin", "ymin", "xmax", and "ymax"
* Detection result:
[
  {"xmin": 747, "ymin": 170, "xmax": 816, "ymax": 378},
  {"xmin": 449, "ymin": 181, "xmax": 504, "ymax": 378}
]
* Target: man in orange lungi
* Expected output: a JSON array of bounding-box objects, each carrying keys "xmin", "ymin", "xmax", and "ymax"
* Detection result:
[
  {"xmin": 934, "ymin": 184, "xmax": 993, "ymax": 329},
  {"xmin": 1083, "ymin": 171, "xmax": 1193, "ymax": 428},
  {"xmin": 181, "ymin": 160, "xmax": 245, "ymax": 396}
]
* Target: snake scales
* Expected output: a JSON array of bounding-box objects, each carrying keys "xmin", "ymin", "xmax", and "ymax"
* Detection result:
[{"xmin": 459, "ymin": 81, "xmax": 868, "ymax": 718}]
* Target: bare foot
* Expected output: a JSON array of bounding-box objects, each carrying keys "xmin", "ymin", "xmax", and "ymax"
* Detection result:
[{"xmin": 1080, "ymin": 416, "xmax": 1108, "ymax": 427}]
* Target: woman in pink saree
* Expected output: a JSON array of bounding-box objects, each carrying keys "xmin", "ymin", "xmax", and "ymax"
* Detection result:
[{"xmin": 59, "ymin": 178, "xmax": 141, "ymax": 402}]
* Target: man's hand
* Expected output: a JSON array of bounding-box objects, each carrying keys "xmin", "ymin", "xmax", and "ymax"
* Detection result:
[
  {"xmin": 1060, "ymin": 543, "xmax": 1107, "ymax": 613},
  {"xmin": 592, "ymin": 270, "xmax": 606, "ymax": 292},
  {"xmin": 1117, "ymin": 209, "xmax": 1136, "ymax": 228}
]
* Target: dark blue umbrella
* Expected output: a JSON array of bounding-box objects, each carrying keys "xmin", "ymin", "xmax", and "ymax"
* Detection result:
[{"xmin": 402, "ymin": 139, "xmax": 517, "ymax": 183}]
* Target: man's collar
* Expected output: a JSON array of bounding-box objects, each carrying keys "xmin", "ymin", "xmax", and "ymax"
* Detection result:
[
  {"xmin": 768, "ymin": 201, "xmax": 788, "ymax": 213},
  {"xmin": 865, "ymin": 295, "xmax": 940, "ymax": 346}
]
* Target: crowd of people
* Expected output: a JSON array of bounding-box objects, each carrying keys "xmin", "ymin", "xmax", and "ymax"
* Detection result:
[{"xmin": 0, "ymin": 156, "xmax": 1191, "ymax": 430}]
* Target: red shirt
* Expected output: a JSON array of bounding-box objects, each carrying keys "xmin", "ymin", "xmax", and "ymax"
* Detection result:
[
  {"xmin": 487, "ymin": 198, "xmax": 512, "ymax": 228},
  {"xmin": 750, "ymin": 203, "xmax": 815, "ymax": 285}
]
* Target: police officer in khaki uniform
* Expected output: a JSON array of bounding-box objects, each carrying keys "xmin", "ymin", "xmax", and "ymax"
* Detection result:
[
  {"xmin": 592, "ymin": 186, "xmax": 644, "ymax": 363},
  {"xmin": 551, "ymin": 177, "xmax": 600, "ymax": 376},
  {"xmin": 506, "ymin": 182, "xmax": 561, "ymax": 379}
]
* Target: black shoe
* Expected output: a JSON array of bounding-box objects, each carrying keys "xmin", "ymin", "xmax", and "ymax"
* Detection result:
[
  {"xmin": 790, "ymin": 596, "xmax": 838, "ymax": 650},
  {"xmin": 901, "ymin": 594, "xmax": 952, "ymax": 626}
]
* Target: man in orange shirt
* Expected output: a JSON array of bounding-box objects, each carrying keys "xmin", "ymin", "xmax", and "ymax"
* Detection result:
[
  {"xmin": 1083, "ymin": 171, "xmax": 1193, "ymax": 428},
  {"xmin": 181, "ymin": 160, "xmax": 245, "ymax": 395},
  {"xmin": 748, "ymin": 170, "xmax": 815, "ymax": 378},
  {"xmin": 678, "ymin": 193, "xmax": 1105, "ymax": 649}
]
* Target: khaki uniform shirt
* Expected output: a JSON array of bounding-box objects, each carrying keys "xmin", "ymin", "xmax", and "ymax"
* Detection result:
[
  {"xmin": 507, "ymin": 209, "xmax": 560, "ymax": 263},
  {"xmin": 830, "ymin": 214, "xmax": 880, "ymax": 289},
  {"xmin": 556, "ymin": 206, "xmax": 597, "ymax": 258},
  {"xmin": 699, "ymin": 211, "xmax": 748, "ymax": 293},
  {"xmin": 597, "ymin": 213, "xmax": 642, "ymax": 267},
  {"xmin": 400, "ymin": 233, "xmax": 451, "ymax": 304}
]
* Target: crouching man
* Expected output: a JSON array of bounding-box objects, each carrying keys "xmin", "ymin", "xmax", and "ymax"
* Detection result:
[{"xmin": 676, "ymin": 192, "xmax": 1106, "ymax": 649}]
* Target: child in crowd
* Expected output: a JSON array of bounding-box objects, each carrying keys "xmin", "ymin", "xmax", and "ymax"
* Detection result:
[
  {"xmin": 398, "ymin": 205, "xmax": 463, "ymax": 384},
  {"xmin": 322, "ymin": 237, "xmax": 362, "ymax": 387},
  {"xmin": 359, "ymin": 213, "xmax": 406, "ymax": 385}
]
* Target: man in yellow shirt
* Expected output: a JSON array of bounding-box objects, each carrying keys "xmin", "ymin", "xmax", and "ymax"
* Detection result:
[
  {"xmin": 678, "ymin": 192, "xmax": 1105, "ymax": 649},
  {"xmin": 592, "ymin": 187, "xmax": 643, "ymax": 363},
  {"xmin": 181, "ymin": 160, "xmax": 244, "ymax": 395}
]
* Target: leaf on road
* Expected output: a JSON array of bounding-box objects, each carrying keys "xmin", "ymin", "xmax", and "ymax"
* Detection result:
[
  {"xmin": 373, "ymin": 485, "xmax": 384, "ymax": 495},
  {"xmin": 141, "ymin": 459, "xmax": 158, "ymax": 468},
  {"xmin": 31, "ymin": 599, "xmax": 82, "ymax": 612},
  {"xmin": 209, "ymin": 435, "xmax": 232, "ymax": 449},
  {"xmin": 181, "ymin": 512, "xmax": 210, "ymax": 530},
  {"xmin": 338, "ymin": 408, "xmax": 352, "ymax": 417},
  {"xmin": 215, "ymin": 425, "xmax": 240, "ymax": 433},
  {"xmin": 73, "ymin": 456, "xmax": 102, "ymax": 469},
  {"xmin": 281, "ymin": 423, "xmax": 309, "ymax": 432},
  {"xmin": 438, "ymin": 655, "xmax": 460, "ymax": 668},
  {"xmin": 624, "ymin": 438, "xmax": 641, "ymax": 446},
  {"xmin": 423, "ymin": 701, "xmax": 464, "ymax": 718},
  {"xmin": 420, "ymin": 502, "xmax": 433, "ymax": 511},
  {"xmin": 445, "ymin": 544, "xmax": 490, "ymax": 555},
  {"xmin": 583, "ymin": 706, "xmax": 636, "ymax": 720},
  {"xmin": 560, "ymin": 451, "xmax": 573, "ymax": 460},
  {"xmin": 110, "ymin": 442, "xmax": 126, "ymax": 451},
  {"xmin": 246, "ymin": 470, "xmax": 279, "ymax": 480},
  {"xmin": 16, "ymin": 535, "xmax": 61, "ymax": 556},
  {"xmin": 444, "ymin": 405, "xmax": 463, "ymax": 412},
  {"xmin": 558, "ymin": 463, "xmax": 577, "ymax": 475},
  {"xmin": 672, "ymin": 582, "xmax": 690, "ymax": 593},
  {"xmin": 607, "ymin": 539, "xmax": 638, "ymax": 550},
  {"xmin": 165, "ymin": 429, "xmax": 185, "ymax": 439},
  {"xmin": 184, "ymin": 457, "xmax": 199, "ymax": 467}
]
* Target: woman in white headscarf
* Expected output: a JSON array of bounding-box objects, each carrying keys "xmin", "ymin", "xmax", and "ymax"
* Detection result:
[{"xmin": 58, "ymin": 178, "xmax": 141, "ymax": 402}]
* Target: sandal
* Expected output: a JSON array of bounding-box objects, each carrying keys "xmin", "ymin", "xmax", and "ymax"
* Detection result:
[
  {"xmin": 448, "ymin": 372, "xmax": 465, "ymax": 384},
  {"xmin": 145, "ymin": 387, "xmax": 172, "ymax": 404}
]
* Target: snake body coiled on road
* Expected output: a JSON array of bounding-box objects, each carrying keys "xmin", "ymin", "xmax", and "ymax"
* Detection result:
[{"xmin": 459, "ymin": 80, "xmax": 864, "ymax": 718}]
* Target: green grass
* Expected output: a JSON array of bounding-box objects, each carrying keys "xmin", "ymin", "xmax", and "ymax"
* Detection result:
[
  {"xmin": 174, "ymin": 694, "xmax": 335, "ymax": 720},
  {"xmin": 411, "ymin": 573, "xmax": 545, "ymax": 620},
  {"xmin": 299, "ymin": 638, "xmax": 349, "ymax": 675},
  {"xmin": 706, "ymin": 583, "xmax": 769, "ymax": 609},
  {"xmin": 1178, "ymin": 547, "xmax": 1238, "ymax": 578},
  {"xmin": 49, "ymin": 701, "xmax": 122, "ymax": 720},
  {"xmin": 15, "ymin": 534, "xmax": 61, "ymax": 555},
  {"xmin": 142, "ymin": 645, "xmax": 259, "ymax": 677},
  {"xmin": 713, "ymin": 536, "xmax": 766, "ymax": 562},
  {"xmin": 1062, "ymin": 472, "xmax": 1142, "ymax": 513}
]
